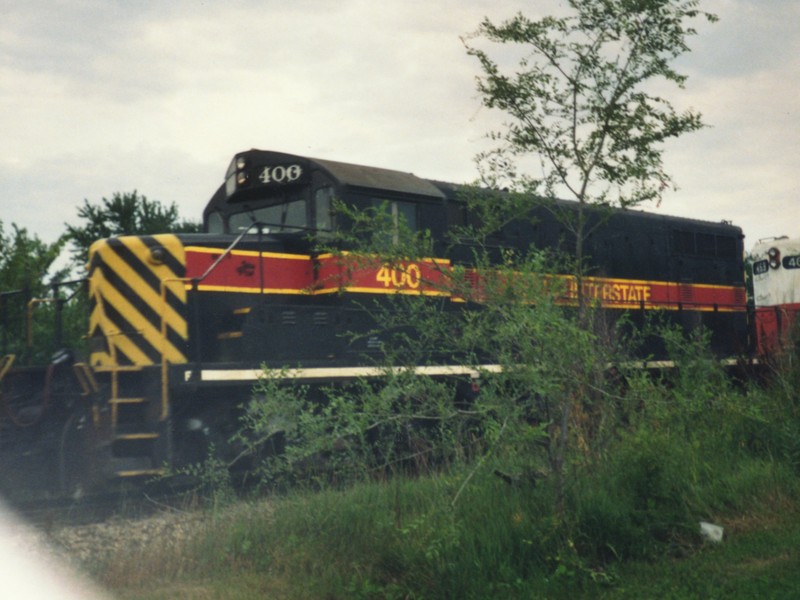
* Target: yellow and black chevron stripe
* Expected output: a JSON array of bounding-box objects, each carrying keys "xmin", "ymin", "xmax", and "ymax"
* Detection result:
[{"xmin": 88, "ymin": 234, "xmax": 188, "ymax": 367}]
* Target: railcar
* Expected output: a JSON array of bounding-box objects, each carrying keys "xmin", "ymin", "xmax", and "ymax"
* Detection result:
[
  {"xmin": 0, "ymin": 149, "xmax": 750, "ymax": 494},
  {"xmin": 750, "ymin": 236, "xmax": 800, "ymax": 355}
]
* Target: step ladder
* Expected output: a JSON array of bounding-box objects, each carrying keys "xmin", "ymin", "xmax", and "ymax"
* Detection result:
[{"xmin": 97, "ymin": 365, "xmax": 168, "ymax": 479}]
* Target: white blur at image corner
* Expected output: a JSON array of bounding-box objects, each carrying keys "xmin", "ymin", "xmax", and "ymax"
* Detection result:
[{"xmin": 0, "ymin": 500, "xmax": 109, "ymax": 599}]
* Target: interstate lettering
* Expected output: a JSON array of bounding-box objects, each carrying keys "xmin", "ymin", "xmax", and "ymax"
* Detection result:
[{"xmin": 568, "ymin": 279, "xmax": 652, "ymax": 304}]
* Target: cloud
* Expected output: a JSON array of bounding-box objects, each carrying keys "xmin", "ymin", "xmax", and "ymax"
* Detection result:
[
  {"xmin": 0, "ymin": 0, "xmax": 797, "ymax": 251},
  {"xmin": 687, "ymin": 0, "xmax": 800, "ymax": 79}
]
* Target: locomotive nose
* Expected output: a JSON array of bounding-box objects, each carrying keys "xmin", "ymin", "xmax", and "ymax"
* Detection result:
[{"xmin": 87, "ymin": 234, "xmax": 188, "ymax": 368}]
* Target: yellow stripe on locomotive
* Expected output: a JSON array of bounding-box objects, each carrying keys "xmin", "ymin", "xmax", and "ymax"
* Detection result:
[{"xmin": 88, "ymin": 234, "xmax": 188, "ymax": 367}]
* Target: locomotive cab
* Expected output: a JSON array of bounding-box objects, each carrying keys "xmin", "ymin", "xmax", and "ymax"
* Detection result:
[
  {"xmin": 204, "ymin": 153, "xmax": 326, "ymax": 238},
  {"xmin": 186, "ymin": 150, "xmax": 454, "ymax": 368},
  {"xmin": 203, "ymin": 150, "xmax": 449, "ymax": 252}
]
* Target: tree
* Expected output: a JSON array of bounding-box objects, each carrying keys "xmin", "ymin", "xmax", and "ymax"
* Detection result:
[
  {"xmin": 234, "ymin": 1, "xmax": 720, "ymax": 514},
  {"xmin": 0, "ymin": 222, "xmax": 66, "ymax": 291},
  {"xmin": 0, "ymin": 221, "xmax": 69, "ymax": 359},
  {"xmin": 238, "ymin": 244, "xmax": 626, "ymax": 513},
  {"xmin": 65, "ymin": 191, "xmax": 201, "ymax": 266},
  {"xmin": 464, "ymin": 0, "xmax": 716, "ymax": 304}
]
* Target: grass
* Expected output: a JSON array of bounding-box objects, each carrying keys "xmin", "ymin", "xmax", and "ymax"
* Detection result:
[
  {"xmin": 91, "ymin": 462, "xmax": 799, "ymax": 600},
  {"xmin": 86, "ymin": 348, "xmax": 800, "ymax": 599},
  {"xmin": 601, "ymin": 503, "xmax": 800, "ymax": 599}
]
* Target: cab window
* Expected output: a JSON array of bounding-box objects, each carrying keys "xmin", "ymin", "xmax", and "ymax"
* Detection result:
[
  {"xmin": 314, "ymin": 187, "xmax": 334, "ymax": 232},
  {"xmin": 229, "ymin": 199, "xmax": 308, "ymax": 233},
  {"xmin": 371, "ymin": 198, "xmax": 418, "ymax": 244},
  {"xmin": 207, "ymin": 211, "xmax": 224, "ymax": 234}
]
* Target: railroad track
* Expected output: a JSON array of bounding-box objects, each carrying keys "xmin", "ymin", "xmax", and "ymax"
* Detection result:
[{"xmin": 3, "ymin": 476, "xmax": 202, "ymax": 529}]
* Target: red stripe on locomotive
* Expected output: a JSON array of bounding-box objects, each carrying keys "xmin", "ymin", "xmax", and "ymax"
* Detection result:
[{"xmin": 184, "ymin": 248, "xmax": 315, "ymax": 293}]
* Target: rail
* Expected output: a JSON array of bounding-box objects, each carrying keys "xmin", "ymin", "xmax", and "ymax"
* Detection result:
[
  {"xmin": 1, "ymin": 279, "xmax": 86, "ymax": 363},
  {"xmin": 0, "ymin": 354, "xmax": 15, "ymax": 382},
  {"xmin": 88, "ymin": 286, "xmax": 126, "ymax": 393}
]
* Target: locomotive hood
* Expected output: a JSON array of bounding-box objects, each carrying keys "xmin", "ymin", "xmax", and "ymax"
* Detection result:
[{"xmin": 88, "ymin": 234, "xmax": 188, "ymax": 367}]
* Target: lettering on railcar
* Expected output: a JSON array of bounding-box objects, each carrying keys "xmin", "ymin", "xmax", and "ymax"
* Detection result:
[
  {"xmin": 753, "ymin": 260, "xmax": 769, "ymax": 275},
  {"xmin": 376, "ymin": 264, "xmax": 422, "ymax": 289},
  {"xmin": 783, "ymin": 255, "xmax": 800, "ymax": 270},
  {"xmin": 567, "ymin": 278, "xmax": 652, "ymax": 304}
]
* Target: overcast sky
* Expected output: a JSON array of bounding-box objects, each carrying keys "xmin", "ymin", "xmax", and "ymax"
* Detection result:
[{"xmin": 1, "ymin": 0, "xmax": 798, "ymax": 259}]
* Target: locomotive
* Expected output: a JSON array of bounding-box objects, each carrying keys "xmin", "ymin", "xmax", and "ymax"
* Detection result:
[
  {"xmin": 749, "ymin": 236, "xmax": 800, "ymax": 355},
  {"xmin": 0, "ymin": 148, "xmax": 788, "ymax": 495}
]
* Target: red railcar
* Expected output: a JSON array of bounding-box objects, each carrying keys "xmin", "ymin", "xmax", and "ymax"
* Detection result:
[{"xmin": 750, "ymin": 236, "xmax": 800, "ymax": 355}]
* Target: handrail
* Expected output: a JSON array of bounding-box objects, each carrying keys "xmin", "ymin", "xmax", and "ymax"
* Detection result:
[
  {"xmin": 157, "ymin": 223, "xmax": 268, "ymax": 420},
  {"xmin": 159, "ymin": 278, "xmax": 184, "ymax": 420},
  {"xmin": 2, "ymin": 279, "xmax": 87, "ymax": 358},
  {"xmin": 89, "ymin": 286, "xmax": 123, "ymax": 368},
  {"xmin": 195, "ymin": 222, "xmax": 269, "ymax": 282},
  {"xmin": 0, "ymin": 354, "xmax": 14, "ymax": 382}
]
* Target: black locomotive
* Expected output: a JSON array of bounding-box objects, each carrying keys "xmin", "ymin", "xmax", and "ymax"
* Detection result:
[{"xmin": 0, "ymin": 149, "xmax": 750, "ymax": 494}]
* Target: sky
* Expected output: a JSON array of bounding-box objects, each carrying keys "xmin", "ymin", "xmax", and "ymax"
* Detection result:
[{"xmin": 1, "ymin": 0, "xmax": 798, "ymax": 263}]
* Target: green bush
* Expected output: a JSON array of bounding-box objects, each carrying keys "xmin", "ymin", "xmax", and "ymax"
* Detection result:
[
  {"xmin": 201, "ymin": 240, "xmax": 800, "ymax": 597},
  {"xmin": 572, "ymin": 430, "xmax": 696, "ymax": 562}
]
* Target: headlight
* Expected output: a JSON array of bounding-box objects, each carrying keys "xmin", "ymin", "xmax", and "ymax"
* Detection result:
[
  {"xmin": 149, "ymin": 246, "xmax": 166, "ymax": 265},
  {"xmin": 768, "ymin": 247, "xmax": 780, "ymax": 269}
]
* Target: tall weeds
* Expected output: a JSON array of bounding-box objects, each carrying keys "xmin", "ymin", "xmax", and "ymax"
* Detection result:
[
  {"xmin": 108, "ymin": 318, "xmax": 800, "ymax": 598},
  {"xmin": 225, "ymin": 327, "xmax": 798, "ymax": 597}
]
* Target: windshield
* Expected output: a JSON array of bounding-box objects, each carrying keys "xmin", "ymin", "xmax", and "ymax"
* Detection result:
[{"xmin": 229, "ymin": 199, "xmax": 308, "ymax": 233}]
